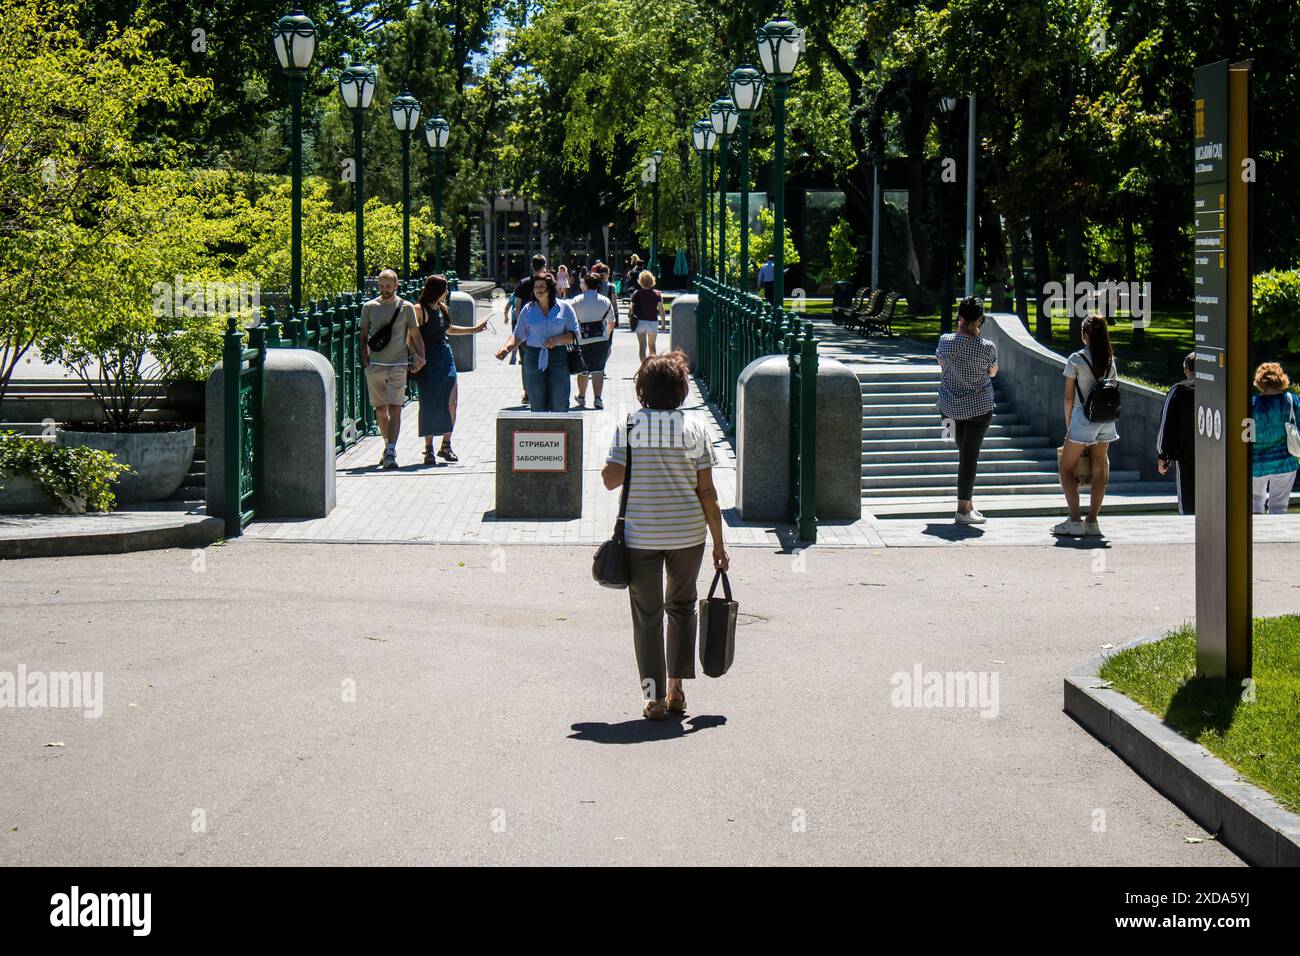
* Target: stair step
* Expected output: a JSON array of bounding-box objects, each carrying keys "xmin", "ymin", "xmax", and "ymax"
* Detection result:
[
  {"xmin": 862, "ymin": 447, "xmax": 1056, "ymax": 463},
  {"xmin": 862, "ymin": 458, "xmax": 1059, "ymax": 476},
  {"xmin": 860, "ymin": 390, "xmax": 1007, "ymax": 404},
  {"xmin": 862, "ymin": 473, "xmax": 1145, "ymax": 496},
  {"xmin": 860, "ymin": 435, "xmax": 1051, "ymax": 451},
  {"xmin": 861, "ymin": 424, "xmax": 1034, "ymax": 439}
]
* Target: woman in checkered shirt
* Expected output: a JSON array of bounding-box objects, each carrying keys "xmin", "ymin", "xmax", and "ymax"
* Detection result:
[{"xmin": 936, "ymin": 297, "xmax": 999, "ymax": 524}]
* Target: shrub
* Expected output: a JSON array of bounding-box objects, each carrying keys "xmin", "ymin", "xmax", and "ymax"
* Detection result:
[
  {"xmin": 0, "ymin": 431, "xmax": 131, "ymax": 513},
  {"xmin": 1253, "ymin": 268, "xmax": 1300, "ymax": 353}
]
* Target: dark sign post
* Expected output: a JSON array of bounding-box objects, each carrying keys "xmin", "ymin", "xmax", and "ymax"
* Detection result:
[{"xmin": 1192, "ymin": 60, "xmax": 1252, "ymax": 683}]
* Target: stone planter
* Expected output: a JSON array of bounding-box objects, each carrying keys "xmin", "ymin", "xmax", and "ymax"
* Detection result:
[
  {"xmin": 57, "ymin": 427, "xmax": 195, "ymax": 503},
  {"xmin": 0, "ymin": 474, "xmax": 62, "ymax": 513}
]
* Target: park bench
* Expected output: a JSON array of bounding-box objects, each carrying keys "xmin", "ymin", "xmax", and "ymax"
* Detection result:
[
  {"xmin": 832, "ymin": 286, "xmax": 871, "ymax": 326},
  {"xmin": 858, "ymin": 290, "xmax": 899, "ymax": 337},
  {"xmin": 842, "ymin": 288, "xmax": 883, "ymax": 332}
]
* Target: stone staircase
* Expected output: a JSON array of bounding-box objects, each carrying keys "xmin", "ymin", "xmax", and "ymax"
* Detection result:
[{"xmin": 857, "ymin": 365, "xmax": 1177, "ymax": 517}]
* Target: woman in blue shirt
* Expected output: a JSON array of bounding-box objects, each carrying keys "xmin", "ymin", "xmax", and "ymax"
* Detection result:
[
  {"xmin": 1250, "ymin": 362, "xmax": 1300, "ymax": 514},
  {"xmin": 496, "ymin": 272, "xmax": 580, "ymax": 412}
]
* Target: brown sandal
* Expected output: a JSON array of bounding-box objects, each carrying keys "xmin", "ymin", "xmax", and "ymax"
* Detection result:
[
  {"xmin": 666, "ymin": 689, "xmax": 686, "ymax": 713},
  {"xmin": 642, "ymin": 699, "xmax": 667, "ymax": 721}
]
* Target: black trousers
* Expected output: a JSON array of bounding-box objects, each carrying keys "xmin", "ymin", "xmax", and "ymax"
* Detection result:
[
  {"xmin": 1175, "ymin": 460, "xmax": 1195, "ymax": 515},
  {"xmin": 761, "ymin": 281, "xmax": 774, "ymax": 303},
  {"xmin": 954, "ymin": 412, "xmax": 993, "ymax": 500}
]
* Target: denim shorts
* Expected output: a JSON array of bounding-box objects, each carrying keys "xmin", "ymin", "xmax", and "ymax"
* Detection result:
[{"xmin": 1067, "ymin": 404, "xmax": 1118, "ymax": 444}]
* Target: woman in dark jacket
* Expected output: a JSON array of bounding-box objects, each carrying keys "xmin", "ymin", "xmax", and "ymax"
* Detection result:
[{"xmin": 415, "ymin": 274, "xmax": 487, "ymax": 463}]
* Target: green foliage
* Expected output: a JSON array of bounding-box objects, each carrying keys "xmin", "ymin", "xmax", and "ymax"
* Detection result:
[
  {"xmin": 1253, "ymin": 269, "xmax": 1300, "ymax": 353},
  {"xmin": 827, "ymin": 220, "xmax": 857, "ymax": 283},
  {"xmin": 0, "ymin": 431, "xmax": 131, "ymax": 513}
]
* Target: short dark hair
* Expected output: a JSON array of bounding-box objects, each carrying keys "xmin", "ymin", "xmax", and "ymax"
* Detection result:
[
  {"xmin": 635, "ymin": 350, "xmax": 691, "ymax": 410},
  {"xmin": 531, "ymin": 254, "xmax": 547, "ymax": 273},
  {"xmin": 531, "ymin": 271, "xmax": 558, "ymax": 309},
  {"xmin": 957, "ymin": 295, "xmax": 983, "ymax": 326}
]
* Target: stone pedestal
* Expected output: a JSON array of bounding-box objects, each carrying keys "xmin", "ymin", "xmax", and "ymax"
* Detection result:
[
  {"xmin": 448, "ymin": 290, "xmax": 477, "ymax": 372},
  {"xmin": 206, "ymin": 348, "xmax": 336, "ymax": 521},
  {"xmin": 669, "ymin": 293, "xmax": 699, "ymax": 370},
  {"xmin": 494, "ymin": 411, "xmax": 583, "ymax": 518},
  {"xmin": 735, "ymin": 354, "xmax": 862, "ymax": 522}
]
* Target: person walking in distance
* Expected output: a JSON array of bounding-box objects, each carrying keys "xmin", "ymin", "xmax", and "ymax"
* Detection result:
[
  {"xmin": 413, "ymin": 274, "xmax": 489, "ymax": 464},
  {"xmin": 602, "ymin": 351, "xmax": 728, "ymax": 720},
  {"xmin": 1156, "ymin": 352, "xmax": 1196, "ymax": 514},
  {"xmin": 936, "ymin": 296, "xmax": 999, "ymax": 524},
  {"xmin": 1249, "ymin": 361, "xmax": 1300, "ymax": 514},
  {"xmin": 1054, "ymin": 314, "xmax": 1120, "ymax": 537},
  {"xmin": 572, "ymin": 271, "xmax": 615, "ymax": 410},
  {"xmin": 503, "ymin": 254, "xmax": 549, "ymax": 404},
  {"xmin": 361, "ymin": 269, "xmax": 424, "ymax": 469},
  {"xmin": 556, "ymin": 264, "xmax": 571, "ymax": 300},
  {"xmin": 629, "ymin": 270, "xmax": 667, "ymax": 363},
  {"xmin": 757, "ymin": 254, "xmax": 776, "ymax": 302}
]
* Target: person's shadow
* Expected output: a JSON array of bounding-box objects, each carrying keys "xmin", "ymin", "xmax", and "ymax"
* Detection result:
[{"xmin": 569, "ymin": 714, "xmax": 727, "ymax": 743}]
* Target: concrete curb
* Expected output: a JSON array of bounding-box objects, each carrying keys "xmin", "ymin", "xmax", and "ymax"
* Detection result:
[
  {"xmin": 1064, "ymin": 633, "xmax": 1300, "ymax": 866},
  {"xmin": 0, "ymin": 513, "xmax": 224, "ymax": 559}
]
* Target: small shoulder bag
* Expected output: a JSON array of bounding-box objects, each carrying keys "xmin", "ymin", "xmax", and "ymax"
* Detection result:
[
  {"xmin": 592, "ymin": 414, "xmax": 637, "ymax": 588},
  {"xmin": 367, "ymin": 299, "xmax": 404, "ymax": 353}
]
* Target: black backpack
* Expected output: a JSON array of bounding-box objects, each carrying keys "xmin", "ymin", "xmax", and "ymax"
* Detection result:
[{"xmin": 1076, "ymin": 355, "xmax": 1122, "ymax": 423}]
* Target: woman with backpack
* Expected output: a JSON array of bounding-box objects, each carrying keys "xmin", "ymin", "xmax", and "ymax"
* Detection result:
[
  {"xmin": 1249, "ymin": 362, "xmax": 1300, "ymax": 514},
  {"xmin": 1054, "ymin": 314, "xmax": 1121, "ymax": 537}
]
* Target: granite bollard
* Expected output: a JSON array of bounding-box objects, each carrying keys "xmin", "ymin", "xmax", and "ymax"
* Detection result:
[
  {"xmin": 448, "ymin": 289, "xmax": 477, "ymax": 372},
  {"xmin": 495, "ymin": 410, "xmax": 583, "ymax": 519},
  {"xmin": 668, "ymin": 293, "xmax": 699, "ymax": 370},
  {"xmin": 735, "ymin": 354, "xmax": 862, "ymax": 522},
  {"xmin": 206, "ymin": 348, "xmax": 336, "ymax": 521}
]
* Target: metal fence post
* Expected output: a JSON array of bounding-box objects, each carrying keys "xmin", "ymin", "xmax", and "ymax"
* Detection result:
[{"xmin": 222, "ymin": 316, "xmax": 243, "ymax": 538}]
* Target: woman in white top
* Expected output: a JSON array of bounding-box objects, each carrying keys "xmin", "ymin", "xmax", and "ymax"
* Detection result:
[
  {"xmin": 570, "ymin": 272, "xmax": 615, "ymax": 409},
  {"xmin": 602, "ymin": 351, "xmax": 728, "ymax": 720},
  {"xmin": 555, "ymin": 264, "xmax": 571, "ymax": 299},
  {"xmin": 1055, "ymin": 314, "xmax": 1119, "ymax": 538}
]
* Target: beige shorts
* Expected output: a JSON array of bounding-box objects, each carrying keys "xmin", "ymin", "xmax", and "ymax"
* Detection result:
[{"xmin": 365, "ymin": 364, "xmax": 407, "ymax": 406}]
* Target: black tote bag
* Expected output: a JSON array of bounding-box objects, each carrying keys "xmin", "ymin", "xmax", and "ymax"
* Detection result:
[
  {"xmin": 592, "ymin": 415, "xmax": 636, "ymax": 588},
  {"xmin": 698, "ymin": 570, "xmax": 738, "ymax": 678}
]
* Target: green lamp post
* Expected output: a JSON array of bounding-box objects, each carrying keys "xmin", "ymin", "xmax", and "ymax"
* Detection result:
[
  {"xmin": 390, "ymin": 91, "xmax": 421, "ymax": 280},
  {"xmin": 339, "ymin": 64, "xmax": 377, "ymax": 292},
  {"xmin": 756, "ymin": 13, "xmax": 803, "ymax": 308},
  {"xmin": 648, "ymin": 149, "xmax": 664, "ymax": 277},
  {"xmin": 424, "ymin": 115, "xmax": 451, "ymax": 272},
  {"xmin": 691, "ymin": 120, "xmax": 716, "ymax": 279},
  {"xmin": 709, "ymin": 97, "xmax": 739, "ymax": 285},
  {"xmin": 728, "ymin": 64, "xmax": 765, "ymax": 294},
  {"xmin": 272, "ymin": 9, "xmax": 317, "ymax": 312}
]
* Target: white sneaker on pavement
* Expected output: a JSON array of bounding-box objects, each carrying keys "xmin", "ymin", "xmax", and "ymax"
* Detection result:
[
  {"xmin": 1084, "ymin": 518, "xmax": 1102, "ymax": 536},
  {"xmin": 1052, "ymin": 518, "xmax": 1086, "ymax": 537},
  {"xmin": 954, "ymin": 510, "xmax": 986, "ymax": 525}
]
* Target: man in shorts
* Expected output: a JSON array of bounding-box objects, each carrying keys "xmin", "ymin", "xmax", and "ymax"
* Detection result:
[{"xmin": 361, "ymin": 269, "xmax": 424, "ymax": 468}]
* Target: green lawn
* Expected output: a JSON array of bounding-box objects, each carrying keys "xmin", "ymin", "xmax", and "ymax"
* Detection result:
[{"xmin": 1098, "ymin": 616, "xmax": 1300, "ymax": 813}]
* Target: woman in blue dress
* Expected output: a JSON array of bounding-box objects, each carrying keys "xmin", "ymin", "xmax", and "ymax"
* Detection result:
[{"xmin": 414, "ymin": 274, "xmax": 488, "ymax": 464}]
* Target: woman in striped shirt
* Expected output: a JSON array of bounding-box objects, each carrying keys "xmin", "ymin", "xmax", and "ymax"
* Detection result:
[{"xmin": 602, "ymin": 351, "xmax": 729, "ymax": 720}]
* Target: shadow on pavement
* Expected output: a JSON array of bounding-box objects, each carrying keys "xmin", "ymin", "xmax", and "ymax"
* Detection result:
[
  {"xmin": 568, "ymin": 713, "xmax": 727, "ymax": 744},
  {"xmin": 919, "ymin": 523, "xmax": 986, "ymax": 541}
]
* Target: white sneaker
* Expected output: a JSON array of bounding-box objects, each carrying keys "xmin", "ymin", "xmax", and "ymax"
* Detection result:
[
  {"xmin": 576, "ymin": 394, "xmax": 587, "ymax": 408},
  {"xmin": 1052, "ymin": 518, "xmax": 1086, "ymax": 537},
  {"xmin": 954, "ymin": 509, "xmax": 986, "ymax": 524},
  {"xmin": 1084, "ymin": 518, "xmax": 1102, "ymax": 536}
]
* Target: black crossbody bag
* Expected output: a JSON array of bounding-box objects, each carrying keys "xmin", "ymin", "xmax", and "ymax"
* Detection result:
[
  {"xmin": 592, "ymin": 414, "xmax": 637, "ymax": 588},
  {"xmin": 366, "ymin": 299, "xmax": 404, "ymax": 353}
]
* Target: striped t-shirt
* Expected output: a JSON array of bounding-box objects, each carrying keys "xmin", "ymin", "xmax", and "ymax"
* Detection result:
[{"xmin": 606, "ymin": 409, "xmax": 718, "ymax": 550}]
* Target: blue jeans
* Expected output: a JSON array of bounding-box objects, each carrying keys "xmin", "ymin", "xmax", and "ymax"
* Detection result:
[{"xmin": 522, "ymin": 346, "xmax": 571, "ymax": 412}]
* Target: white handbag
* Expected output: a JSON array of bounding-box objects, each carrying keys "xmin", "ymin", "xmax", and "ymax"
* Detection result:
[{"xmin": 1286, "ymin": 396, "xmax": 1300, "ymax": 458}]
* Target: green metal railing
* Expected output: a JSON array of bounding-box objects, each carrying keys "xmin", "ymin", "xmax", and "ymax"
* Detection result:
[
  {"xmin": 222, "ymin": 274, "xmax": 453, "ymax": 537},
  {"xmin": 694, "ymin": 276, "xmax": 818, "ymax": 541}
]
